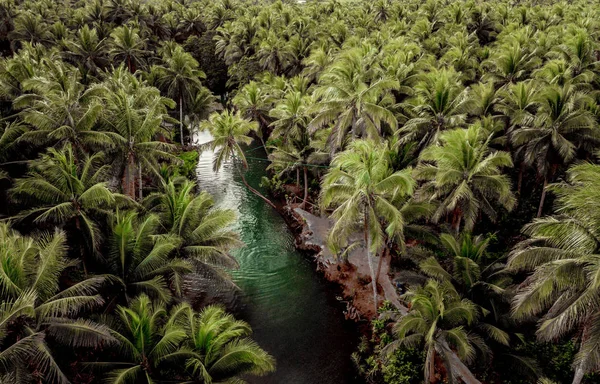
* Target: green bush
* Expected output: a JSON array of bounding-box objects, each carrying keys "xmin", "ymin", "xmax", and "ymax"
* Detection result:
[
  {"xmin": 175, "ymin": 151, "xmax": 199, "ymax": 180},
  {"xmin": 381, "ymin": 348, "xmax": 424, "ymax": 384}
]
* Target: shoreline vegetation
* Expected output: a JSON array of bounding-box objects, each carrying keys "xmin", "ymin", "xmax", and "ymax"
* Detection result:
[{"xmin": 2, "ymin": 0, "xmax": 600, "ymax": 383}]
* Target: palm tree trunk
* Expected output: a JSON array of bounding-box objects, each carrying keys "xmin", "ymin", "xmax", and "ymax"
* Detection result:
[
  {"xmin": 452, "ymin": 208, "xmax": 462, "ymax": 234},
  {"xmin": 301, "ymin": 166, "xmax": 309, "ymax": 209},
  {"xmin": 572, "ymin": 366, "xmax": 585, "ymax": 384},
  {"xmin": 517, "ymin": 162, "xmax": 524, "ymax": 195},
  {"xmin": 426, "ymin": 345, "xmax": 436, "ymax": 384},
  {"xmin": 75, "ymin": 216, "xmax": 88, "ymax": 277},
  {"xmin": 235, "ymin": 163, "xmax": 277, "ymax": 209},
  {"xmin": 537, "ymin": 175, "xmax": 548, "ymax": 218},
  {"xmin": 138, "ymin": 161, "xmax": 143, "ymax": 200},
  {"xmin": 123, "ymin": 152, "xmax": 136, "ymax": 199},
  {"xmin": 296, "ymin": 168, "xmax": 300, "ymax": 189},
  {"xmin": 375, "ymin": 244, "xmax": 388, "ymax": 286},
  {"xmin": 572, "ymin": 322, "xmax": 591, "ymax": 384},
  {"xmin": 257, "ymin": 115, "xmax": 270, "ymax": 155},
  {"xmin": 364, "ymin": 207, "xmax": 378, "ymax": 313},
  {"xmin": 179, "ymin": 95, "xmax": 184, "ymax": 146}
]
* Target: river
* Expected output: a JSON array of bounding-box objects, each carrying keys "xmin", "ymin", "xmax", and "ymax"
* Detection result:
[{"xmin": 193, "ymin": 129, "xmax": 362, "ymax": 384}]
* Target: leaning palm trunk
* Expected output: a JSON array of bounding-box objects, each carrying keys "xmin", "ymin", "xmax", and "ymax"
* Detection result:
[
  {"xmin": 572, "ymin": 366, "xmax": 585, "ymax": 384},
  {"xmin": 123, "ymin": 152, "xmax": 136, "ymax": 199},
  {"xmin": 138, "ymin": 161, "xmax": 143, "ymax": 200},
  {"xmin": 572, "ymin": 323, "xmax": 591, "ymax": 384},
  {"xmin": 179, "ymin": 95, "xmax": 184, "ymax": 146},
  {"xmin": 375, "ymin": 244, "xmax": 388, "ymax": 286},
  {"xmin": 438, "ymin": 340, "xmax": 482, "ymax": 384},
  {"xmin": 301, "ymin": 166, "xmax": 308, "ymax": 209},
  {"xmin": 364, "ymin": 207, "xmax": 378, "ymax": 313},
  {"xmin": 235, "ymin": 163, "xmax": 277, "ymax": 209},
  {"xmin": 537, "ymin": 176, "xmax": 548, "ymax": 218},
  {"xmin": 426, "ymin": 345, "xmax": 436, "ymax": 384}
]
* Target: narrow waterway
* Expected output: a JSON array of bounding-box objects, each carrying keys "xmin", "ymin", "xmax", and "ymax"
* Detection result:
[{"xmin": 194, "ymin": 130, "xmax": 362, "ymax": 384}]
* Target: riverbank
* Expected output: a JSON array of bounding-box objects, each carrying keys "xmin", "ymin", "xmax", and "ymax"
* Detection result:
[{"xmin": 275, "ymin": 201, "xmax": 409, "ymax": 321}]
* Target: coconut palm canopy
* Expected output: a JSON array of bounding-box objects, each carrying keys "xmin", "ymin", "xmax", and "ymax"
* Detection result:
[{"xmin": 1, "ymin": 0, "xmax": 600, "ymax": 383}]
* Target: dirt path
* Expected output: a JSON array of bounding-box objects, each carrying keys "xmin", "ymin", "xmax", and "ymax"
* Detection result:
[{"xmin": 294, "ymin": 208, "xmax": 408, "ymax": 318}]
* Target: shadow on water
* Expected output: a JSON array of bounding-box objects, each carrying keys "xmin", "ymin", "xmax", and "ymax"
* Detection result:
[{"xmin": 193, "ymin": 130, "xmax": 363, "ymax": 384}]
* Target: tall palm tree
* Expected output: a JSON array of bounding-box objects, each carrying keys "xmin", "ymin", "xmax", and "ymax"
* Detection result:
[
  {"xmin": 144, "ymin": 178, "xmax": 242, "ymax": 271},
  {"xmin": 510, "ymin": 84, "xmax": 599, "ymax": 217},
  {"xmin": 414, "ymin": 124, "xmax": 516, "ymax": 232},
  {"xmin": 199, "ymin": 110, "xmax": 276, "ymax": 208},
  {"xmin": 14, "ymin": 72, "xmax": 113, "ymax": 154},
  {"xmin": 62, "ymin": 25, "xmax": 109, "ymax": 80},
  {"xmin": 321, "ymin": 139, "xmax": 415, "ymax": 311},
  {"xmin": 232, "ymin": 81, "xmax": 273, "ymax": 151},
  {"xmin": 108, "ymin": 25, "xmax": 148, "ymax": 73},
  {"xmin": 101, "ymin": 75, "xmax": 177, "ymax": 199},
  {"xmin": 496, "ymin": 81, "xmax": 539, "ymax": 192},
  {"xmin": 507, "ymin": 161, "xmax": 600, "ymax": 384},
  {"xmin": 9, "ymin": 12, "xmax": 49, "ymax": 48},
  {"xmin": 106, "ymin": 211, "xmax": 193, "ymax": 303},
  {"xmin": 399, "ymin": 68, "xmax": 473, "ymax": 151},
  {"xmin": 0, "ymin": 223, "xmax": 114, "ymax": 383},
  {"xmin": 182, "ymin": 305, "xmax": 276, "ymax": 383},
  {"xmin": 483, "ymin": 43, "xmax": 541, "ymax": 87},
  {"xmin": 152, "ymin": 45, "xmax": 206, "ymax": 145},
  {"xmin": 268, "ymin": 91, "xmax": 314, "ymax": 207},
  {"xmin": 256, "ymin": 31, "xmax": 293, "ymax": 75},
  {"xmin": 420, "ymin": 232, "xmax": 512, "ymax": 346},
  {"xmin": 92, "ymin": 294, "xmax": 191, "ymax": 383},
  {"xmin": 10, "ymin": 144, "xmax": 119, "ymax": 273},
  {"xmin": 388, "ymin": 279, "xmax": 484, "ymax": 384},
  {"xmin": 309, "ymin": 49, "xmax": 398, "ymax": 154}
]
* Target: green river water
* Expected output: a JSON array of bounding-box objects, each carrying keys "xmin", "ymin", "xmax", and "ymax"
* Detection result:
[{"xmin": 194, "ymin": 130, "xmax": 362, "ymax": 384}]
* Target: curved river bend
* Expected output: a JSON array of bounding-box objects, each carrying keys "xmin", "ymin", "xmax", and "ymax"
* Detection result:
[{"xmin": 194, "ymin": 130, "xmax": 362, "ymax": 384}]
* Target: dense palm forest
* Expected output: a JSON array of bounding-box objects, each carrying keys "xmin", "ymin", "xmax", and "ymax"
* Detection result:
[{"xmin": 2, "ymin": 0, "xmax": 600, "ymax": 383}]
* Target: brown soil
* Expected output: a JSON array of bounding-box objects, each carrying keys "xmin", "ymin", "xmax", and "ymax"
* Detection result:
[{"xmin": 281, "ymin": 206, "xmax": 408, "ymax": 321}]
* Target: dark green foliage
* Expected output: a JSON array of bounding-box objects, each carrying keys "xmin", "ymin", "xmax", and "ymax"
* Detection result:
[
  {"xmin": 175, "ymin": 150, "xmax": 199, "ymax": 179},
  {"xmin": 382, "ymin": 348, "xmax": 424, "ymax": 384}
]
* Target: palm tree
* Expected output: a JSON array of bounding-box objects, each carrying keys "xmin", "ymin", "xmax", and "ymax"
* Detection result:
[
  {"xmin": 13, "ymin": 72, "xmax": 113, "ymax": 154},
  {"xmin": 101, "ymin": 75, "xmax": 177, "ymax": 199},
  {"xmin": 9, "ymin": 12, "xmax": 49, "ymax": 48},
  {"xmin": 10, "ymin": 145, "xmax": 119, "ymax": 273},
  {"xmin": 199, "ymin": 110, "xmax": 276, "ymax": 208},
  {"xmin": 414, "ymin": 124, "xmax": 516, "ymax": 232},
  {"xmin": 420, "ymin": 232, "xmax": 512, "ymax": 346},
  {"xmin": 388, "ymin": 279, "xmax": 483, "ymax": 384},
  {"xmin": 399, "ymin": 68, "xmax": 473, "ymax": 151},
  {"xmin": 187, "ymin": 86, "xmax": 222, "ymax": 125},
  {"xmin": 0, "ymin": 223, "xmax": 114, "ymax": 383},
  {"xmin": 483, "ymin": 43, "xmax": 541, "ymax": 87},
  {"xmin": 62, "ymin": 25, "xmax": 108, "ymax": 80},
  {"xmin": 268, "ymin": 91, "xmax": 313, "ymax": 207},
  {"xmin": 108, "ymin": 25, "xmax": 148, "ymax": 73},
  {"xmin": 496, "ymin": 81, "xmax": 539, "ymax": 192},
  {"xmin": 152, "ymin": 45, "xmax": 206, "ymax": 145},
  {"xmin": 144, "ymin": 178, "xmax": 242, "ymax": 271},
  {"xmin": 256, "ymin": 31, "xmax": 293, "ymax": 75},
  {"xmin": 510, "ymin": 84, "xmax": 599, "ymax": 217},
  {"xmin": 92, "ymin": 294, "xmax": 191, "ymax": 383},
  {"xmin": 321, "ymin": 139, "xmax": 415, "ymax": 311},
  {"xmin": 106, "ymin": 211, "xmax": 193, "ymax": 303},
  {"xmin": 309, "ymin": 49, "xmax": 399, "ymax": 154},
  {"xmin": 182, "ymin": 305, "xmax": 275, "ymax": 383},
  {"xmin": 549, "ymin": 29, "xmax": 598, "ymax": 81},
  {"xmin": 507, "ymin": 161, "xmax": 600, "ymax": 384},
  {"xmin": 232, "ymin": 81, "xmax": 273, "ymax": 151}
]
